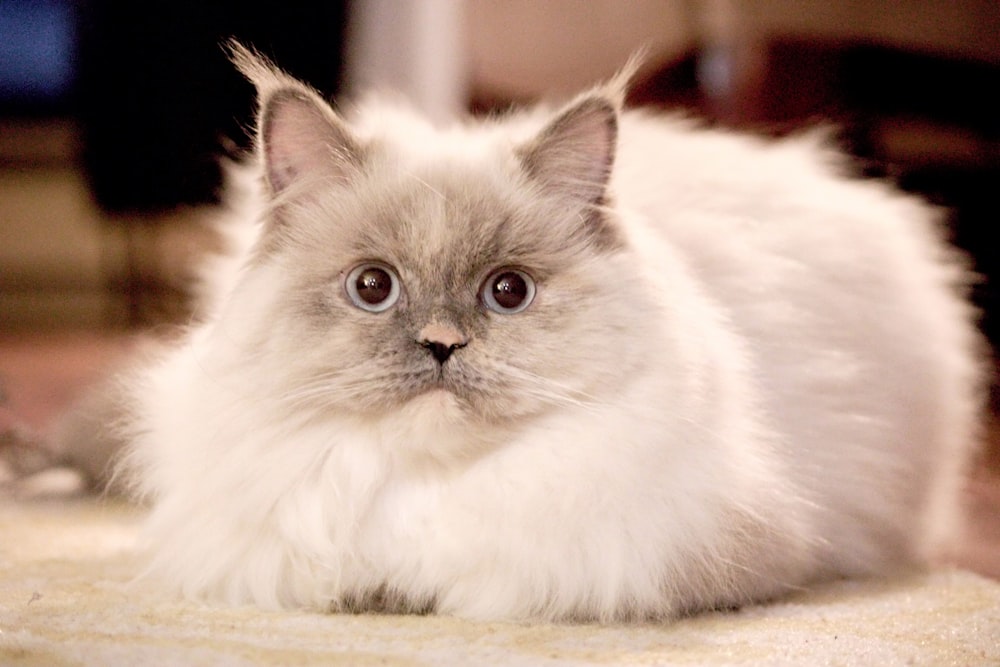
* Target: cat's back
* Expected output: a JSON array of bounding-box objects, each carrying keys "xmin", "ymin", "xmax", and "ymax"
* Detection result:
[
  {"xmin": 612, "ymin": 111, "xmax": 983, "ymax": 570},
  {"xmin": 612, "ymin": 111, "xmax": 975, "ymax": 359},
  {"xmin": 614, "ymin": 113, "xmax": 942, "ymax": 272}
]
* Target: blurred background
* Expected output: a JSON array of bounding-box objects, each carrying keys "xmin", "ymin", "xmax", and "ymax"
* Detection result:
[
  {"xmin": 1, "ymin": 0, "xmax": 998, "ymax": 335},
  {"xmin": 0, "ymin": 0, "xmax": 998, "ymax": 575}
]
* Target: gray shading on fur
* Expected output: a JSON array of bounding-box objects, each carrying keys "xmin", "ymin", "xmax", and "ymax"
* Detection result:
[{"xmin": 6, "ymin": 43, "xmax": 986, "ymax": 622}]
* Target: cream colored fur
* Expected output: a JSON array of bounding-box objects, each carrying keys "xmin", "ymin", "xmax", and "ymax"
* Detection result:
[{"xmin": 103, "ymin": 49, "xmax": 987, "ymax": 621}]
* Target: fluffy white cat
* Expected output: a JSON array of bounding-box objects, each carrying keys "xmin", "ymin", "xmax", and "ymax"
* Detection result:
[{"xmin": 51, "ymin": 46, "xmax": 991, "ymax": 621}]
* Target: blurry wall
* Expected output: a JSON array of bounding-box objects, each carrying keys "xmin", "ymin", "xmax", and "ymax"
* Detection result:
[
  {"xmin": 465, "ymin": 0, "xmax": 694, "ymax": 100},
  {"xmin": 1, "ymin": 0, "xmax": 998, "ymax": 333},
  {"xmin": 732, "ymin": 0, "xmax": 1000, "ymax": 61}
]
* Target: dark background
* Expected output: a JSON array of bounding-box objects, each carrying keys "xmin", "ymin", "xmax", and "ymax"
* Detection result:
[
  {"xmin": 0, "ymin": 0, "xmax": 347, "ymax": 212},
  {"xmin": 0, "ymin": 1, "xmax": 997, "ymax": 361}
]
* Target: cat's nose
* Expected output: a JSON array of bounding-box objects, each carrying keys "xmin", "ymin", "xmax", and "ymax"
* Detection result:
[
  {"xmin": 418, "ymin": 323, "xmax": 468, "ymax": 365},
  {"xmin": 422, "ymin": 340, "xmax": 463, "ymax": 364}
]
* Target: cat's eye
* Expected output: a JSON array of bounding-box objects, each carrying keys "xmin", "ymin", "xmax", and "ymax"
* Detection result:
[
  {"xmin": 344, "ymin": 263, "xmax": 401, "ymax": 312},
  {"xmin": 480, "ymin": 268, "xmax": 536, "ymax": 314}
]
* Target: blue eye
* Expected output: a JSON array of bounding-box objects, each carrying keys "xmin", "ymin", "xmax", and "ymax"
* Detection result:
[
  {"xmin": 345, "ymin": 263, "xmax": 401, "ymax": 312},
  {"xmin": 481, "ymin": 269, "xmax": 536, "ymax": 314}
]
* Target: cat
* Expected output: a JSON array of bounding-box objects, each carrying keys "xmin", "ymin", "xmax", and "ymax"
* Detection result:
[{"xmin": 12, "ymin": 43, "xmax": 987, "ymax": 622}]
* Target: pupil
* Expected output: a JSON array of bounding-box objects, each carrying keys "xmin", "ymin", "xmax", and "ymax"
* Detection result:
[
  {"xmin": 356, "ymin": 268, "xmax": 392, "ymax": 304},
  {"xmin": 492, "ymin": 272, "xmax": 527, "ymax": 309}
]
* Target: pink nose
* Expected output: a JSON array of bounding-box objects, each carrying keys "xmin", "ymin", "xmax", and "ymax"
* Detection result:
[
  {"xmin": 418, "ymin": 323, "xmax": 467, "ymax": 348},
  {"xmin": 418, "ymin": 323, "xmax": 468, "ymax": 364}
]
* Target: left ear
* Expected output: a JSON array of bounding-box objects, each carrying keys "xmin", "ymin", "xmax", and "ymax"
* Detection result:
[
  {"xmin": 259, "ymin": 88, "xmax": 362, "ymax": 195},
  {"xmin": 229, "ymin": 40, "xmax": 362, "ymax": 196},
  {"xmin": 518, "ymin": 94, "xmax": 618, "ymax": 207}
]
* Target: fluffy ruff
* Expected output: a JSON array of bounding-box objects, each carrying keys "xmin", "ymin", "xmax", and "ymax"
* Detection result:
[
  {"xmin": 3, "ymin": 497, "xmax": 999, "ymax": 666},
  {"xmin": 104, "ymin": 48, "xmax": 984, "ymax": 622}
]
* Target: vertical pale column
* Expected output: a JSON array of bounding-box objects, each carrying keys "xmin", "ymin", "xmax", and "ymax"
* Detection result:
[{"xmin": 344, "ymin": 0, "xmax": 469, "ymax": 123}]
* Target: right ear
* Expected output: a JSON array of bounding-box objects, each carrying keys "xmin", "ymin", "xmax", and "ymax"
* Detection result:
[
  {"xmin": 517, "ymin": 94, "xmax": 618, "ymax": 208},
  {"xmin": 229, "ymin": 41, "xmax": 362, "ymax": 196}
]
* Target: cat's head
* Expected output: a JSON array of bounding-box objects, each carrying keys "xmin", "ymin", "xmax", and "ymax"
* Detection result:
[{"xmin": 222, "ymin": 45, "xmax": 654, "ymax": 454}]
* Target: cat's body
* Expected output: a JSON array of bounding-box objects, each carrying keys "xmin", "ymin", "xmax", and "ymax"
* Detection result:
[{"xmin": 33, "ymin": 48, "xmax": 986, "ymax": 621}]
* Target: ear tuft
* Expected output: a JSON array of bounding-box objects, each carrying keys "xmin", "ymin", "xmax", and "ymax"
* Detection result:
[{"xmin": 227, "ymin": 40, "xmax": 286, "ymax": 94}]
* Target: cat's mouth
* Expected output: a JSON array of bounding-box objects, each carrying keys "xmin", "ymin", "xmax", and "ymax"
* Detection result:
[
  {"xmin": 377, "ymin": 357, "xmax": 529, "ymax": 424},
  {"xmin": 404, "ymin": 365, "xmax": 533, "ymax": 425},
  {"xmin": 415, "ymin": 366, "xmax": 465, "ymax": 398},
  {"xmin": 401, "ymin": 363, "xmax": 484, "ymax": 414}
]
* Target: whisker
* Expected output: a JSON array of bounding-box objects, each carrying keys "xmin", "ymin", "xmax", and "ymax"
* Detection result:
[
  {"xmin": 492, "ymin": 363, "xmax": 609, "ymax": 415},
  {"xmin": 404, "ymin": 170, "xmax": 447, "ymax": 201}
]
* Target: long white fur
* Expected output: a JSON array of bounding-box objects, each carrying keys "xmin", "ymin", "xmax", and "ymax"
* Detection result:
[{"xmin": 120, "ymin": 53, "xmax": 984, "ymax": 622}]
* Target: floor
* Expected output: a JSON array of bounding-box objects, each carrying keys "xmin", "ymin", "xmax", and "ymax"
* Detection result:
[{"xmin": 0, "ymin": 329, "xmax": 998, "ymax": 581}]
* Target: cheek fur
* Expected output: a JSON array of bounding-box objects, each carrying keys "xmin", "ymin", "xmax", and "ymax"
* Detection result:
[
  {"xmin": 261, "ymin": 237, "xmax": 637, "ymax": 424},
  {"xmin": 453, "ymin": 284, "xmax": 620, "ymax": 419}
]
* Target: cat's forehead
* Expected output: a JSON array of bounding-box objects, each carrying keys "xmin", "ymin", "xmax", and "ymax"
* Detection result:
[
  {"xmin": 345, "ymin": 101, "xmax": 542, "ymax": 161},
  {"xmin": 284, "ymin": 107, "xmax": 601, "ymax": 284},
  {"xmin": 353, "ymin": 161, "xmax": 535, "ymax": 274},
  {"xmin": 334, "ymin": 150, "xmax": 580, "ymax": 280}
]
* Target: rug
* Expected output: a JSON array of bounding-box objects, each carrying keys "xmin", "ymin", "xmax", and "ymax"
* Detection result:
[{"xmin": 1, "ymin": 496, "xmax": 998, "ymax": 667}]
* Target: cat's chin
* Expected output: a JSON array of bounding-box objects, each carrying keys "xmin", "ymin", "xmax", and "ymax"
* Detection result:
[
  {"xmin": 377, "ymin": 388, "xmax": 503, "ymax": 465},
  {"xmin": 407, "ymin": 387, "xmax": 463, "ymax": 415}
]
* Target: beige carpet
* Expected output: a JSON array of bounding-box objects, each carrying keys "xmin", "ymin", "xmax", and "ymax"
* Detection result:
[{"xmin": 1, "ymin": 497, "xmax": 998, "ymax": 666}]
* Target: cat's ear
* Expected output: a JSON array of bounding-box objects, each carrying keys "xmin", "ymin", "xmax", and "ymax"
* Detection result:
[
  {"xmin": 229, "ymin": 41, "xmax": 361, "ymax": 195},
  {"xmin": 259, "ymin": 90, "xmax": 361, "ymax": 194},
  {"xmin": 518, "ymin": 93, "xmax": 619, "ymax": 207}
]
